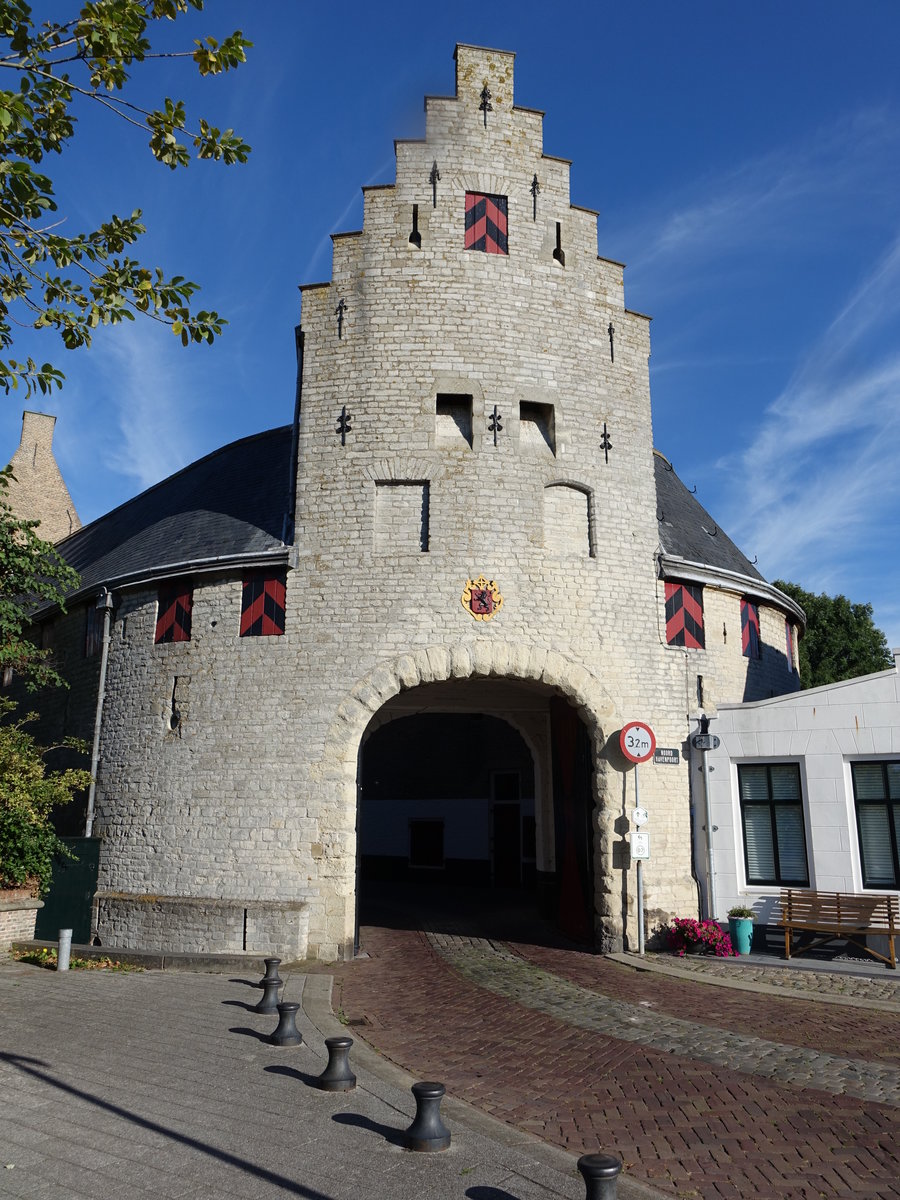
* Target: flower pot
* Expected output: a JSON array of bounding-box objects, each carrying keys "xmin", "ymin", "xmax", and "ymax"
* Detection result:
[{"xmin": 728, "ymin": 916, "xmax": 754, "ymax": 955}]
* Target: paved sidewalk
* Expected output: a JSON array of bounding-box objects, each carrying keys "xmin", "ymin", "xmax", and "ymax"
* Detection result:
[
  {"xmin": 0, "ymin": 955, "xmax": 653, "ymax": 1200},
  {"xmin": 332, "ymin": 917, "xmax": 900, "ymax": 1200}
]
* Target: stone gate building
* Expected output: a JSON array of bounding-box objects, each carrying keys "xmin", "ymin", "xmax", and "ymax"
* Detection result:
[{"xmin": 32, "ymin": 46, "xmax": 802, "ymax": 960}]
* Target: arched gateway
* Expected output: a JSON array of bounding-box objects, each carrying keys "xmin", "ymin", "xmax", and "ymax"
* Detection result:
[
  {"xmin": 323, "ymin": 642, "xmax": 620, "ymax": 954},
  {"xmin": 27, "ymin": 45, "xmax": 802, "ymax": 963}
]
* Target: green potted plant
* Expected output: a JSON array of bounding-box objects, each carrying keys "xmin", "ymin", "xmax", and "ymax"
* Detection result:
[{"xmin": 727, "ymin": 905, "xmax": 756, "ymax": 955}]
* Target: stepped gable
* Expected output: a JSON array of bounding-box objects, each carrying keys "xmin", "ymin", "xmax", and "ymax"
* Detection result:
[
  {"xmin": 53, "ymin": 426, "xmax": 293, "ymax": 602},
  {"xmin": 654, "ymin": 450, "xmax": 764, "ymax": 582}
]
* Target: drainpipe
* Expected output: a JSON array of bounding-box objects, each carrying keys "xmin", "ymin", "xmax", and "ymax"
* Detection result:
[
  {"xmin": 85, "ymin": 588, "xmax": 114, "ymax": 838},
  {"xmin": 691, "ymin": 713, "xmax": 720, "ymax": 921}
]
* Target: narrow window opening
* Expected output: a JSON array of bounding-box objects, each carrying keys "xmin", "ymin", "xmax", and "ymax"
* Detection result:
[
  {"xmin": 553, "ymin": 221, "xmax": 565, "ymax": 266},
  {"xmin": 436, "ymin": 394, "xmax": 473, "ymax": 448},
  {"xmin": 409, "ymin": 203, "xmax": 421, "ymax": 248},
  {"xmin": 169, "ymin": 677, "xmax": 182, "ymax": 732},
  {"xmin": 519, "ymin": 401, "xmax": 555, "ymax": 455}
]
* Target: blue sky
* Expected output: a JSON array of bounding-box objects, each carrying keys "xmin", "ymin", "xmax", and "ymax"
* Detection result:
[{"xmin": 3, "ymin": 1, "xmax": 900, "ymax": 649}]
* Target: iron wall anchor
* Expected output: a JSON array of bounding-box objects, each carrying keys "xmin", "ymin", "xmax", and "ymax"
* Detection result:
[
  {"xmin": 404, "ymin": 1081, "xmax": 451, "ymax": 1151},
  {"xmin": 315, "ymin": 1036, "xmax": 356, "ymax": 1091},
  {"xmin": 269, "ymin": 1001, "xmax": 303, "ymax": 1046}
]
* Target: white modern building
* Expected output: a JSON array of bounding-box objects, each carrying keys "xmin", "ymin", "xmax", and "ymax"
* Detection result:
[{"xmin": 696, "ymin": 649, "xmax": 900, "ymax": 926}]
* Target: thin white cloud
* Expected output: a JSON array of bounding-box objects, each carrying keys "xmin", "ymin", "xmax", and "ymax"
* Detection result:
[
  {"xmin": 622, "ymin": 108, "xmax": 900, "ymax": 286},
  {"xmin": 619, "ymin": 106, "xmax": 900, "ymax": 648},
  {"xmin": 97, "ymin": 323, "xmax": 204, "ymax": 491},
  {"xmin": 301, "ymin": 155, "xmax": 396, "ymax": 283},
  {"xmin": 715, "ymin": 233, "xmax": 900, "ymax": 646}
]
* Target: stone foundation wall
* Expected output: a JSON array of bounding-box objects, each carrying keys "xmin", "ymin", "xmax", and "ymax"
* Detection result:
[
  {"xmin": 0, "ymin": 891, "xmax": 43, "ymax": 950},
  {"xmin": 95, "ymin": 893, "xmax": 312, "ymax": 961}
]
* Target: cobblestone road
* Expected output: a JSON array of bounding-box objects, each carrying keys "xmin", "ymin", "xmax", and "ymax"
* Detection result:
[
  {"xmin": 333, "ymin": 917, "xmax": 900, "ymax": 1200},
  {"xmin": 427, "ymin": 933, "xmax": 900, "ymax": 1105}
]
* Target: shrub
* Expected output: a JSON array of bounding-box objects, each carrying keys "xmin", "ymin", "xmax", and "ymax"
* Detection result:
[
  {"xmin": 0, "ymin": 699, "xmax": 91, "ymax": 896},
  {"xmin": 727, "ymin": 905, "xmax": 756, "ymax": 921}
]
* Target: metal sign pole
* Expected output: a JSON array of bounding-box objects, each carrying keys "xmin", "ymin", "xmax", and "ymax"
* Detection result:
[{"xmin": 635, "ymin": 763, "xmax": 644, "ymax": 956}]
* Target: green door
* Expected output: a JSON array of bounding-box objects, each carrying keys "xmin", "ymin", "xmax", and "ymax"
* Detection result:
[{"xmin": 34, "ymin": 838, "xmax": 101, "ymax": 945}]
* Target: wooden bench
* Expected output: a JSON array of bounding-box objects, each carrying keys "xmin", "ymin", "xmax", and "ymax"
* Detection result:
[{"xmin": 777, "ymin": 889, "xmax": 897, "ymax": 969}]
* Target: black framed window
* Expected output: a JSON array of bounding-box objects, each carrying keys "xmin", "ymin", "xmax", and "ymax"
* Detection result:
[
  {"xmin": 738, "ymin": 763, "xmax": 808, "ymax": 885},
  {"xmin": 851, "ymin": 762, "xmax": 900, "ymax": 888}
]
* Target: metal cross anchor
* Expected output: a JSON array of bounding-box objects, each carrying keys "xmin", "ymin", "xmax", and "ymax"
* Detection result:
[
  {"xmin": 429, "ymin": 160, "xmax": 441, "ymax": 208},
  {"xmin": 335, "ymin": 297, "xmax": 347, "ymax": 340},
  {"xmin": 479, "ymin": 85, "xmax": 493, "ymax": 128},
  {"xmin": 336, "ymin": 405, "xmax": 352, "ymax": 446},
  {"xmin": 530, "ymin": 174, "xmax": 540, "ymax": 221},
  {"xmin": 488, "ymin": 404, "xmax": 503, "ymax": 447},
  {"xmin": 600, "ymin": 422, "xmax": 612, "ymax": 464}
]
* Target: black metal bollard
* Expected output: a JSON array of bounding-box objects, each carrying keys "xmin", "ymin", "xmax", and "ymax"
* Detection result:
[
  {"xmin": 315, "ymin": 1036, "xmax": 356, "ymax": 1091},
  {"xmin": 257, "ymin": 957, "xmax": 282, "ymax": 988},
  {"xmin": 269, "ymin": 1001, "xmax": 303, "ymax": 1046},
  {"xmin": 403, "ymin": 1081, "xmax": 451, "ymax": 1151},
  {"xmin": 254, "ymin": 975, "xmax": 283, "ymax": 1014},
  {"xmin": 577, "ymin": 1153, "xmax": 622, "ymax": 1200}
]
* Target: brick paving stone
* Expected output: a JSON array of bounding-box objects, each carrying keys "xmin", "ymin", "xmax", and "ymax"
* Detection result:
[
  {"xmin": 512, "ymin": 942, "xmax": 900, "ymax": 1063},
  {"xmin": 424, "ymin": 933, "xmax": 900, "ymax": 1104},
  {"xmin": 332, "ymin": 923, "xmax": 900, "ymax": 1200}
]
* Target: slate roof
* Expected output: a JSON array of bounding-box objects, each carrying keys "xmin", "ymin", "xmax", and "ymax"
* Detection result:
[
  {"xmin": 654, "ymin": 451, "xmax": 764, "ymax": 583},
  {"xmin": 47, "ymin": 431, "xmax": 766, "ymax": 613},
  {"xmin": 53, "ymin": 426, "xmax": 293, "ymax": 602}
]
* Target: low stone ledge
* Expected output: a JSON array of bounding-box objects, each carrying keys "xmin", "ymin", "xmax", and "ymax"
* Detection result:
[
  {"xmin": 94, "ymin": 891, "xmax": 312, "ymax": 911},
  {"xmin": 0, "ymin": 895, "xmax": 44, "ymax": 951},
  {"xmin": 12, "ymin": 939, "xmax": 306, "ymax": 973},
  {"xmin": 94, "ymin": 892, "xmax": 313, "ymax": 960}
]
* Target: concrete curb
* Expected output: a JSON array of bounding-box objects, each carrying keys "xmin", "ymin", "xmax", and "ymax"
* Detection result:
[
  {"xmin": 301, "ymin": 973, "xmax": 670, "ymax": 1200},
  {"xmin": 607, "ymin": 952, "xmax": 900, "ymax": 1013},
  {"xmin": 11, "ymin": 938, "xmax": 295, "ymax": 974}
]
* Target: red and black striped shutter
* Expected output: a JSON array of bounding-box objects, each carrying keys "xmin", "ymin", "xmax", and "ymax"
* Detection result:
[
  {"xmin": 741, "ymin": 599, "xmax": 761, "ymax": 658},
  {"xmin": 664, "ymin": 581, "xmax": 705, "ymax": 649},
  {"xmin": 240, "ymin": 572, "xmax": 286, "ymax": 637},
  {"xmin": 464, "ymin": 192, "xmax": 508, "ymax": 254},
  {"xmin": 155, "ymin": 586, "xmax": 192, "ymax": 644},
  {"xmin": 84, "ymin": 605, "xmax": 102, "ymax": 657}
]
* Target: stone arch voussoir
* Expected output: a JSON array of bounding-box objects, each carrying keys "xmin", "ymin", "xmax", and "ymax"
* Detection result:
[{"xmin": 323, "ymin": 640, "xmax": 615, "ymax": 771}]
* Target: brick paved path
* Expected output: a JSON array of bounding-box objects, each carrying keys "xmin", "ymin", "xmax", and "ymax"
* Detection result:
[
  {"xmin": 639, "ymin": 953, "xmax": 900, "ymax": 1006},
  {"xmin": 515, "ymin": 943, "xmax": 900, "ymax": 1064},
  {"xmin": 333, "ymin": 921, "xmax": 900, "ymax": 1200}
]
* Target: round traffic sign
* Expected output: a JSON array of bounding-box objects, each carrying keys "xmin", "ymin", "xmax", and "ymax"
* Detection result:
[{"xmin": 620, "ymin": 721, "xmax": 656, "ymax": 764}]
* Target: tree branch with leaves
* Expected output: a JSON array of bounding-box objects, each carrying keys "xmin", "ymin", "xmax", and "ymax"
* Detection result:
[{"xmin": 0, "ymin": 0, "xmax": 251, "ymax": 398}]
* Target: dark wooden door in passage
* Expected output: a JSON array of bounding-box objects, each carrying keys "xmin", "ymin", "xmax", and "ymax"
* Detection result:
[{"xmin": 492, "ymin": 803, "xmax": 521, "ymax": 887}]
